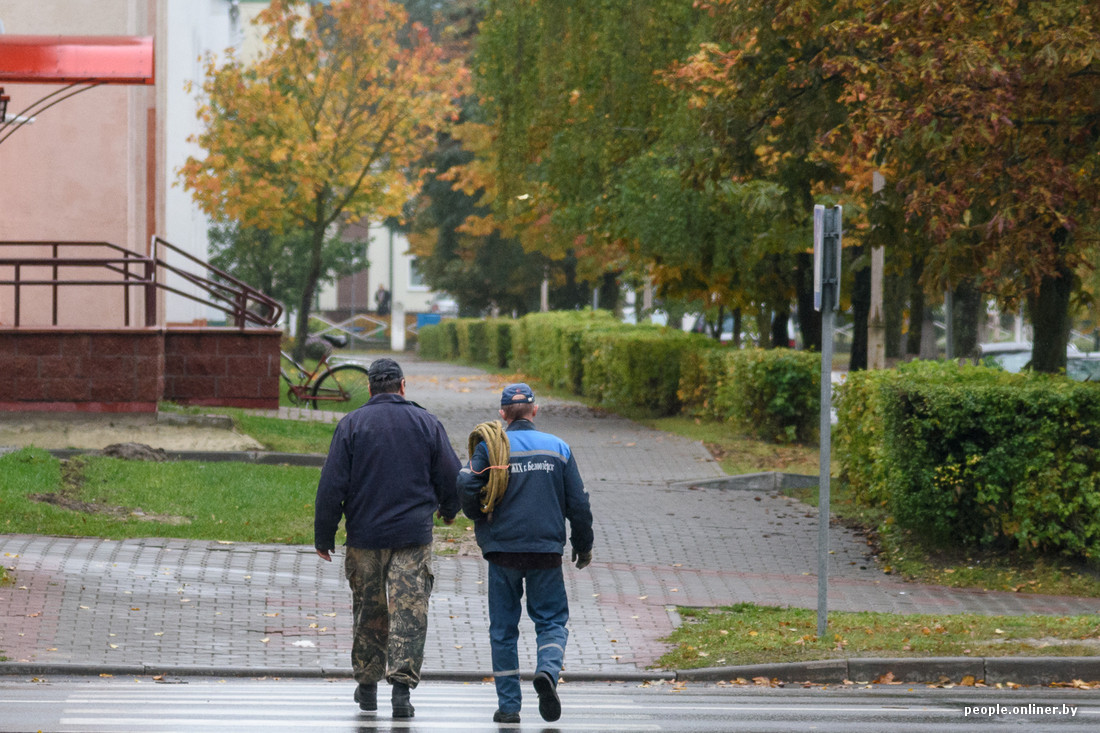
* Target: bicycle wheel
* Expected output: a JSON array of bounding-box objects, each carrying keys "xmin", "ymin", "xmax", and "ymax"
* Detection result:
[{"xmin": 310, "ymin": 364, "xmax": 371, "ymax": 411}]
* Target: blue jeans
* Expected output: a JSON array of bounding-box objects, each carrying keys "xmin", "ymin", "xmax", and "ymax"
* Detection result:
[{"xmin": 488, "ymin": 563, "xmax": 569, "ymax": 713}]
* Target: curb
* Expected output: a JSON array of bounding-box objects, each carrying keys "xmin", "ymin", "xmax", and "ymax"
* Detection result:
[
  {"xmin": 669, "ymin": 472, "xmax": 818, "ymax": 492},
  {"xmin": 675, "ymin": 656, "xmax": 1100, "ymax": 685},
  {"xmin": 0, "ymin": 662, "xmax": 671, "ymax": 683},
  {"xmin": 46, "ymin": 448, "xmax": 326, "ymax": 467},
  {"xmin": 3, "ymin": 658, "xmax": 1098, "ymax": 686}
]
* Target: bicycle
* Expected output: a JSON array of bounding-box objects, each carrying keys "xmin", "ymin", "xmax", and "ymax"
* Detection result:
[{"xmin": 280, "ymin": 333, "xmax": 372, "ymax": 410}]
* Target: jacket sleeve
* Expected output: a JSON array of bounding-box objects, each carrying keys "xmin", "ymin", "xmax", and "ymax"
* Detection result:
[
  {"xmin": 457, "ymin": 441, "xmax": 490, "ymax": 521},
  {"xmin": 431, "ymin": 422, "xmax": 462, "ymax": 520},
  {"xmin": 314, "ymin": 420, "xmax": 351, "ymax": 552},
  {"xmin": 563, "ymin": 453, "xmax": 593, "ymax": 554}
]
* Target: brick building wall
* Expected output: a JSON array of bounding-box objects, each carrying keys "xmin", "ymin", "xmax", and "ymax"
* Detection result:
[{"xmin": 0, "ymin": 328, "xmax": 280, "ymax": 413}]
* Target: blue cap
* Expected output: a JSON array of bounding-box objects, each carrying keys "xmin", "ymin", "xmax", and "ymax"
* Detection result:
[{"xmin": 500, "ymin": 383, "xmax": 535, "ymax": 406}]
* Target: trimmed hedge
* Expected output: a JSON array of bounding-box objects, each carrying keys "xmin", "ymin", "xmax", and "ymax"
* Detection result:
[
  {"xmin": 581, "ymin": 327, "xmax": 709, "ymax": 414},
  {"xmin": 511, "ymin": 310, "xmax": 619, "ymax": 393},
  {"xmin": 836, "ymin": 361, "xmax": 1100, "ymax": 560},
  {"xmin": 486, "ymin": 319, "xmax": 515, "ymax": 369},
  {"xmin": 680, "ymin": 347, "xmax": 820, "ymax": 443}
]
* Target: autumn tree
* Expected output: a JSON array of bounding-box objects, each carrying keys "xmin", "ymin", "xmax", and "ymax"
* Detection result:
[
  {"xmin": 471, "ymin": 0, "xmax": 700, "ymax": 296},
  {"xmin": 180, "ymin": 0, "xmax": 466, "ymax": 359},
  {"xmin": 829, "ymin": 0, "xmax": 1100, "ymax": 372}
]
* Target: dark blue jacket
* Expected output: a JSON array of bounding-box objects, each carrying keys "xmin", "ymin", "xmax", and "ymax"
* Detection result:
[
  {"xmin": 315, "ymin": 392, "xmax": 461, "ymax": 551},
  {"xmin": 458, "ymin": 419, "xmax": 593, "ymax": 556}
]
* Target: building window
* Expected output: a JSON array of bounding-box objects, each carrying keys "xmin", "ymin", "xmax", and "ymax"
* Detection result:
[{"xmin": 408, "ymin": 258, "xmax": 428, "ymax": 291}]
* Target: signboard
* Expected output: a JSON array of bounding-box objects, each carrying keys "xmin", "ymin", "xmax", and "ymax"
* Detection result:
[{"xmin": 813, "ymin": 204, "xmax": 842, "ymax": 312}]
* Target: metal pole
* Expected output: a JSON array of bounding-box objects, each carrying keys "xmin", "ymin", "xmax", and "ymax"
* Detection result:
[{"xmin": 817, "ymin": 285, "xmax": 834, "ymax": 639}]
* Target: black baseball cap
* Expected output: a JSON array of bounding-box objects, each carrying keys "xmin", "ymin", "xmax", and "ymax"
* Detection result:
[{"xmin": 368, "ymin": 358, "xmax": 403, "ymax": 382}]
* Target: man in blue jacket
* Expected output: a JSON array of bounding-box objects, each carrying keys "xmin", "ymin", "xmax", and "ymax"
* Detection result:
[
  {"xmin": 315, "ymin": 358, "xmax": 461, "ymax": 719},
  {"xmin": 459, "ymin": 383, "xmax": 594, "ymax": 724}
]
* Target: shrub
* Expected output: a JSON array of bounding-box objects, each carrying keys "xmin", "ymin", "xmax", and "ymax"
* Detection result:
[
  {"xmin": 486, "ymin": 319, "xmax": 515, "ymax": 369},
  {"xmin": 681, "ymin": 347, "xmax": 820, "ymax": 442},
  {"xmin": 455, "ymin": 319, "xmax": 489, "ymax": 363},
  {"xmin": 416, "ymin": 323, "xmax": 446, "ymax": 360},
  {"xmin": 837, "ymin": 361, "xmax": 1100, "ymax": 560},
  {"xmin": 582, "ymin": 328, "xmax": 706, "ymax": 415}
]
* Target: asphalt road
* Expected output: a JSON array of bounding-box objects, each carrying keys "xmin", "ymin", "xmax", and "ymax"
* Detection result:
[{"xmin": 2, "ymin": 677, "xmax": 1098, "ymax": 732}]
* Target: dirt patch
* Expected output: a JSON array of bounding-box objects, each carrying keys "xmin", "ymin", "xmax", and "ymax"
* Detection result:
[
  {"xmin": 28, "ymin": 455, "xmax": 192, "ymax": 525},
  {"xmin": 0, "ymin": 413, "xmax": 263, "ymax": 452}
]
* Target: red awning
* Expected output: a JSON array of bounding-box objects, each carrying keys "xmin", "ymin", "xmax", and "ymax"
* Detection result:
[{"xmin": 0, "ymin": 35, "xmax": 154, "ymax": 85}]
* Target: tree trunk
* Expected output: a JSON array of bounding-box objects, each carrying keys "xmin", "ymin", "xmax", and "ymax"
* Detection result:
[
  {"xmin": 849, "ymin": 244, "xmax": 870, "ymax": 371},
  {"xmin": 1028, "ymin": 231, "xmax": 1073, "ymax": 373},
  {"xmin": 292, "ymin": 225, "xmax": 328, "ymax": 363},
  {"xmin": 919, "ymin": 305, "xmax": 939, "ymax": 359},
  {"xmin": 731, "ymin": 307, "xmax": 742, "ymax": 348},
  {"xmin": 884, "ymin": 266, "xmax": 906, "ymax": 359},
  {"xmin": 906, "ymin": 256, "xmax": 925, "ymax": 356},
  {"xmin": 796, "ymin": 251, "xmax": 821, "ymax": 351},
  {"xmin": 951, "ymin": 279, "xmax": 982, "ymax": 361},
  {"xmin": 770, "ymin": 309, "xmax": 790, "ymax": 348}
]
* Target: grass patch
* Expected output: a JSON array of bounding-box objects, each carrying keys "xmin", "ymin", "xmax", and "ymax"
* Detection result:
[
  {"xmin": 659, "ymin": 602, "xmax": 1100, "ymax": 669},
  {"xmin": 642, "ymin": 415, "xmax": 820, "ymax": 476},
  {"xmin": 1, "ymin": 448, "xmax": 322, "ymax": 544},
  {"xmin": 1, "ymin": 447, "xmax": 463, "ymax": 552}
]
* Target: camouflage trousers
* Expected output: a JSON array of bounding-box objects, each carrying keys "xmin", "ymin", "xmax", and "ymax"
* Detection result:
[{"xmin": 344, "ymin": 544, "xmax": 434, "ymax": 688}]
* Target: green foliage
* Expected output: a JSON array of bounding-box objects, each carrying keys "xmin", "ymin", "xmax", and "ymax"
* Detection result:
[
  {"xmin": 581, "ymin": 328, "xmax": 707, "ymax": 416},
  {"xmin": 836, "ymin": 361, "xmax": 1100, "ymax": 560},
  {"xmin": 485, "ymin": 318, "xmax": 515, "ymax": 369},
  {"xmin": 454, "ymin": 318, "xmax": 490, "ymax": 362},
  {"xmin": 510, "ymin": 311, "xmax": 620, "ymax": 393},
  {"xmin": 416, "ymin": 323, "xmax": 447, "ymax": 360},
  {"xmin": 681, "ymin": 347, "xmax": 820, "ymax": 443}
]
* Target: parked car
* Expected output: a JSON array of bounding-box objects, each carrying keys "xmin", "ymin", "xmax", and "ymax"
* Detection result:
[
  {"xmin": 1067, "ymin": 354, "xmax": 1100, "ymax": 382},
  {"xmin": 429, "ymin": 292, "xmax": 459, "ymax": 317},
  {"xmin": 979, "ymin": 341, "xmax": 1092, "ymax": 380}
]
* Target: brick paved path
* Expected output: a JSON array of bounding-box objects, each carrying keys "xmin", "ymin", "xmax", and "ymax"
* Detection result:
[{"xmin": 1, "ymin": 355, "xmax": 1097, "ymax": 678}]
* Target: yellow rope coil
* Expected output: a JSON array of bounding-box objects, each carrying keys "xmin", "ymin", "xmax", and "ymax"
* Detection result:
[{"xmin": 467, "ymin": 420, "xmax": 510, "ymax": 517}]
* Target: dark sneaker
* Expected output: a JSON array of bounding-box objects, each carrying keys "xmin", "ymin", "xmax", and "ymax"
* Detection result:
[
  {"xmin": 391, "ymin": 681, "xmax": 415, "ymax": 719},
  {"xmin": 492, "ymin": 709, "xmax": 521, "ymax": 724},
  {"xmin": 532, "ymin": 670, "xmax": 561, "ymax": 722},
  {"xmin": 354, "ymin": 682, "xmax": 377, "ymax": 712}
]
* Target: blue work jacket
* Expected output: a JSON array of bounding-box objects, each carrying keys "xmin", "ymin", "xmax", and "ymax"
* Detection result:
[{"xmin": 458, "ymin": 419, "xmax": 593, "ymax": 556}]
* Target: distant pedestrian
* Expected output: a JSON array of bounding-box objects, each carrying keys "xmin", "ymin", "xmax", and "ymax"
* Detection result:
[
  {"xmin": 458, "ymin": 383, "xmax": 594, "ymax": 724},
  {"xmin": 375, "ymin": 284, "xmax": 391, "ymax": 316},
  {"xmin": 315, "ymin": 358, "xmax": 461, "ymax": 719}
]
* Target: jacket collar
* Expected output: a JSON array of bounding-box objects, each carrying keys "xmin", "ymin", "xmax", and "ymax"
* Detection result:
[
  {"xmin": 506, "ymin": 419, "xmax": 536, "ymax": 431},
  {"xmin": 367, "ymin": 392, "xmax": 408, "ymax": 406}
]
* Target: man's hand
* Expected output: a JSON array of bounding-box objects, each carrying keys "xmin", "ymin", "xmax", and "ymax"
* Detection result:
[
  {"xmin": 437, "ymin": 511, "xmax": 455, "ymax": 525},
  {"xmin": 571, "ymin": 549, "xmax": 592, "ymax": 570},
  {"xmin": 316, "ymin": 549, "xmax": 332, "ymax": 562}
]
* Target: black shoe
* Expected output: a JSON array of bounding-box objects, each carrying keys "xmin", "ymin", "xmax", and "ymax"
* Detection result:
[
  {"xmin": 353, "ymin": 682, "xmax": 377, "ymax": 712},
  {"xmin": 493, "ymin": 709, "xmax": 521, "ymax": 723},
  {"xmin": 391, "ymin": 681, "xmax": 415, "ymax": 719},
  {"xmin": 532, "ymin": 670, "xmax": 561, "ymax": 722}
]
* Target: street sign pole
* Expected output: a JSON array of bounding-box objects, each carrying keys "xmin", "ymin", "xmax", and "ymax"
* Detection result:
[{"xmin": 813, "ymin": 204, "xmax": 841, "ymax": 638}]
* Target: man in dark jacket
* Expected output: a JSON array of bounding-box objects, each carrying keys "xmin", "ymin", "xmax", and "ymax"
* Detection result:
[
  {"xmin": 315, "ymin": 358, "xmax": 461, "ymax": 719},
  {"xmin": 458, "ymin": 383, "xmax": 594, "ymax": 724}
]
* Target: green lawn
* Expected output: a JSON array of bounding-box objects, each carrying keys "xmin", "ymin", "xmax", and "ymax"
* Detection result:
[
  {"xmin": 659, "ymin": 603, "xmax": 1100, "ymax": 669},
  {"xmin": 2, "ymin": 448, "xmax": 323, "ymax": 544}
]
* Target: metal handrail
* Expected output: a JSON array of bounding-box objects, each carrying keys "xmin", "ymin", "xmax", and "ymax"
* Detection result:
[{"xmin": 0, "ymin": 239, "xmax": 283, "ymax": 328}]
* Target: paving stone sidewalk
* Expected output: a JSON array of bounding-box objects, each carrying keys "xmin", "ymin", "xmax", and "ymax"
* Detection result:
[{"xmin": 1, "ymin": 355, "xmax": 1098, "ymax": 679}]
